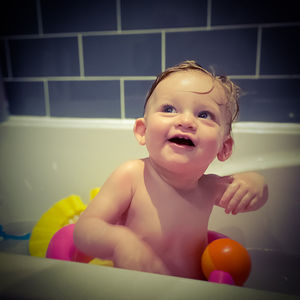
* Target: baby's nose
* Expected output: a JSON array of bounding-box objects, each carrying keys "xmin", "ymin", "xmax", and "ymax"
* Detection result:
[{"xmin": 177, "ymin": 113, "xmax": 197, "ymax": 131}]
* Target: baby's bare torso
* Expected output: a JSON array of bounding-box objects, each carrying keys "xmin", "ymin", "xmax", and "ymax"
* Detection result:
[{"xmin": 120, "ymin": 159, "xmax": 217, "ymax": 279}]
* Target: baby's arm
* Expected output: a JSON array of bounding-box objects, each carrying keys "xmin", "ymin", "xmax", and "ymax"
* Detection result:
[
  {"xmin": 73, "ymin": 161, "xmax": 169, "ymax": 275},
  {"xmin": 215, "ymin": 172, "xmax": 268, "ymax": 214}
]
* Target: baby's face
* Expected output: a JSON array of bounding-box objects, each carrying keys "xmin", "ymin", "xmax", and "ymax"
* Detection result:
[{"xmin": 143, "ymin": 71, "xmax": 231, "ymax": 173}]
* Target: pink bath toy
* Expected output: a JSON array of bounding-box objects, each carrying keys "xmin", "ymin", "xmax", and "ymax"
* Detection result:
[
  {"xmin": 46, "ymin": 223, "xmax": 251, "ymax": 286},
  {"xmin": 208, "ymin": 270, "xmax": 235, "ymax": 285},
  {"xmin": 207, "ymin": 230, "xmax": 228, "ymax": 243},
  {"xmin": 46, "ymin": 224, "xmax": 92, "ymax": 263}
]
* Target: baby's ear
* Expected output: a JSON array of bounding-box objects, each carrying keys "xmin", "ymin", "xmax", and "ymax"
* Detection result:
[
  {"xmin": 217, "ymin": 135, "xmax": 233, "ymax": 162},
  {"xmin": 133, "ymin": 118, "xmax": 147, "ymax": 145}
]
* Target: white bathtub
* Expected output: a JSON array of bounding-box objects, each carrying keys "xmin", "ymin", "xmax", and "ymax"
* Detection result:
[{"xmin": 0, "ymin": 117, "xmax": 299, "ymax": 299}]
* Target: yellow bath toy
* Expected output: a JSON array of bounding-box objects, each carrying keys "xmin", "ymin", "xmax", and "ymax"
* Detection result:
[
  {"xmin": 29, "ymin": 194, "xmax": 86, "ymax": 257},
  {"xmin": 29, "ymin": 187, "xmax": 113, "ymax": 267}
]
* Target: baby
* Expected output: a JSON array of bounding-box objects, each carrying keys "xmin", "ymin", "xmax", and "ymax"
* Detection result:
[{"xmin": 74, "ymin": 61, "xmax": 268, "ymax": 279}]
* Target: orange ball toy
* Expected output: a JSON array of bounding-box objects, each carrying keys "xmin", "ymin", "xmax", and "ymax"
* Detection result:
[{"xmin": 201, "ymin": 238, "xmax": 251, "ymax": 286}]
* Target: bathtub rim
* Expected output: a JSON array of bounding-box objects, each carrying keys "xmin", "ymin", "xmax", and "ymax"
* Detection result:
[
  {"xmin": 1, "ymin": 116, "xmax": 300, "ymax": 134},
  {"xmin": 0, "ymin": 252, "xmax": 297, "ymax": 300}
]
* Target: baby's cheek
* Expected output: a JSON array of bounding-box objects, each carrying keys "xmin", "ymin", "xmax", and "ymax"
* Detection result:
[{"xmin": 201, "ymin": 134, "xmax": 222, "ymax": 154}]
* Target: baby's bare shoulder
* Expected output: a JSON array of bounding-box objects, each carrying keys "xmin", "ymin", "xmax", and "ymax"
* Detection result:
[
  {"xmin": 196, "ymin": 174, "xmax": 223, "ymax": 204},
  {"xmin": 117, "ymin": 159, "xmax": 145, "ymax": 174},
  {"xmin": 110, "ymin": 159, "xmax": 145, "ymax": 184}
]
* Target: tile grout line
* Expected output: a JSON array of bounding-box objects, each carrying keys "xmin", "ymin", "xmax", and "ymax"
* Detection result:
[
  {"xmin": 255, "ymin": 27, "xmax": 262, "ymax": 78},
  {"xmin": 4, "ymin": 74, "xmax": 300, "ymax": 82},
  {"xmin": 161, "ymin": 31, "xmax": 166, "ymax": 71},
  {"xmin": 116, "ymin": 0, "xmax": 122, "ymax": 32},
  {"xmin": 120, "ymin": 79, "xmax": 125, "ymax": 119},
  {"xmin": 35, "ymin": 0, "xmax": 44, "ymax": 35},
  {"xmin": 2, "ymin": 22, "xmax": 299, "ymax": 40},
  {"xmin": 4, "ymin": 40, "xmax": 13, "ymax": 77},
  {"xmin": 43, "ymin": 79, "xmax": 51, "ymax": 117},
  {"xmin": 207, "ymin": 0, "xmax": 212, "ymax": 29},
  {"xmin": 229, "ymin": 74, "xmax": 300, "ymax": 79},
  {"xmin": 3, "ymin": 76, "xmax": 158, "ymax": 81},
  {"xmin": 77, "ymin": 34, "xmax": 85, "ymax": 77}
]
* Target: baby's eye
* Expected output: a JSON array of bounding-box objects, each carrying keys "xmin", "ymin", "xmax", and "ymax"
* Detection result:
[
  {"xmin": 198, "ymin": 111, "xmax": 213, "ymax": 120},
  {"xmin": 162, "ymin": 104, "xmax": 176, "ymax": 113}
]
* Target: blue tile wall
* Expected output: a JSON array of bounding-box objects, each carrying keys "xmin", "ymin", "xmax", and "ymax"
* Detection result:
[
  {"xmin": 260, "ymin": 26, "xmax": 300, "ymax": 75},
  {"xmin": 211, "ymin": 0, "xmax": 300, "ymax": 25},
  {"xmin": 121, "ymin": 0, "xmax": 207, "ymax": 30},
  {"xmin": 10, "ymin": 37, "xmax": 80, "ymax": 77},
  {"xmin": 83, "ymin": 34, "xmax": 161, "ymax": 76},
  {"xmin": 236, "ymin": 79, "xmax": 300, "ymax": 122},
  {"xmin": 0, "ymin": 41, "xmax": 7, "ymax": 77},
  {"xmin": 1, "ymin": 0, "xmax": 299, "ymax": 122},
  {"xmin": 124, "ymin": 81, "xmax": 153, "ymax": 118},
  {"xmin": 41, "ymin": 0, "xmax": 117, "ymax": 33},
  {"xmin": 5, "ymin": 82, "xmax": 45, "ymax": 116},
  {"xmin": 166, "ymin": 29, "xmax": 257, "ymax": 75},
  {"xmin": 49, "ymin": 81, "xmax": 120, "ymax": 118},
  {"xmin": 0, "ymin": 0, "xmax": 38, "ymax": 36}
]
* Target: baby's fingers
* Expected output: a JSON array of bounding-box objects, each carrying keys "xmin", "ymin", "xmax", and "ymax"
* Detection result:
[
  {"xmin": 242, "ymin": 196, "xmax": 262, "ymax": 212},
  {"xmin": 219, "ymin": 182, "xmax": 239, "ymax": 208},
  {"xmin": 224, "ymin": 188, "xmax": 248, "ymax": 214},
  {"xmin": 231, "ymin": 193, "xmax": 256, "ymax": 214}
]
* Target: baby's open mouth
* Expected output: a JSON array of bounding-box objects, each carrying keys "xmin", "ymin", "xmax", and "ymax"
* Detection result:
[{"xmin": 168, "ymin": 137, "xmax": 195, "ymax": 147}]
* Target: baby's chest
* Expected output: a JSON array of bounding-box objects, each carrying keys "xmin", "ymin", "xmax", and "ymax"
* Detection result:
[{"xmin": 125, "ymin": 188, "xmax": 212, "ymax": 242}]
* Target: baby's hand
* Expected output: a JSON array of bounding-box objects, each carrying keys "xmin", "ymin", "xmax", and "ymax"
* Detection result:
[
  {"xmin": 217, "ymin": 172, "xmax": 268, "ymax": 215},
  {"xmin": 113, "ymin": 228, "xmax": 170, "ymax": 275}
]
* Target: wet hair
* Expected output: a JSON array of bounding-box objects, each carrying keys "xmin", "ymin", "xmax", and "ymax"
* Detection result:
[{"xmin": 143, "ymin": 60, "xmax": 240, "ymax": 132}]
